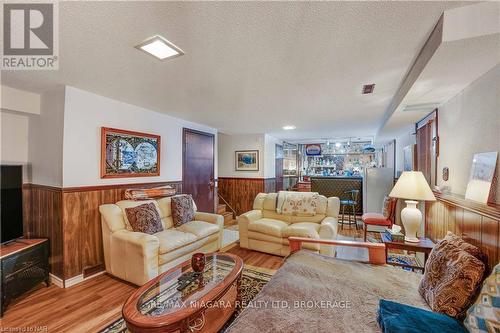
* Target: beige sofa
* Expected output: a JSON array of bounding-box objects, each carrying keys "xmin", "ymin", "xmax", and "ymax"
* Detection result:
[
  {"xmin": 99, "ymin": 196, "xmax": 223, "ymax": 285},
  {"xmin": 238, "ymin": 192, "xmax": 340, "ymax": 256}
]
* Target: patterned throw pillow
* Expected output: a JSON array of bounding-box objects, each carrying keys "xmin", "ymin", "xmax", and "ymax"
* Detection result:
[
  {"xmin": 281, "ymin": 193, "xmax": 319, "ymax": 216},
  {"xmin": 124, "ymin": 185, "xmax": 176, "ymax": 200},
  {"xmin": 171, "ymin": 194, "xmax": 195, "ymax": 227},
  {"xmin": 382, "ymin": 196, "xmax": 391, "ymax": 218},
  {"xmin": 443, "ymin": 232, "xmax": 489, "ymax": 272},
  {"xmin": 124, "ymin": 202, "xmax": 163, "ymax": 235},
  {"xmin": 465, "ymin": 263, "xmax": 500, "ymax": 332},
  {"xmin": 419, "ymin": 239, "xmax": 486, "ymax": 318}
]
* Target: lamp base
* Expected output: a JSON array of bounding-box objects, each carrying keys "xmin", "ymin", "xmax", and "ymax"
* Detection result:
[
  {"xmin": 404, "ymin": 236, "xmax": 420, "ymax": 243},
  {"xmin": 401, "ymin": 200, "xmax": 422, "ymax": 243}
]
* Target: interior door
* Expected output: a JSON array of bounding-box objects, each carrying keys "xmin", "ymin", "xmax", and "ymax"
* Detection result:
[
  {"xmin": 183, "ymin": 128, "xmax": 215, "ymax": 213},
  {"xmin": 275, "ymin": 144, "xmax": 284, "ymax": 191}
]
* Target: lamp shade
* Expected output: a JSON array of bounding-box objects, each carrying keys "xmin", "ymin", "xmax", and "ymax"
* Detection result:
[{"xmin": 389, "ymin": 171, "xmax": 436, "ymax": 201}]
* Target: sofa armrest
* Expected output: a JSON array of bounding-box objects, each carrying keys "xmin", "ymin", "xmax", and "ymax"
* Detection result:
[
  {"xmin": 237, "ymin": 210, "xmax": 262, "ymax": 248},
  {"xmin": 110, "ymin": 230, "xmax": 160, "ymax": 285},
  {"xmin": 288, "ymin": 237, "xmax": 386, "ymax": 264},
  {"xmin": 326, "ymin": 197, "xmax": 340, "ymax": 218},
  {"xmin": 319, "ymin": 217, "xmax": 338, "ymax": 256},
  {"xmin": 194, "ymin": 212, "xmax": 224, "ymax": 229}
]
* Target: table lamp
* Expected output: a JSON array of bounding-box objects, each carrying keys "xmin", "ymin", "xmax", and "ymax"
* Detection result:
[{"xmin": 389, "ymin": 171, "xmax": 436, "ymax": 242}]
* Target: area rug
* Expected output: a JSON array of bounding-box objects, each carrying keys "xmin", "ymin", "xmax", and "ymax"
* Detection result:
[
  {"xmin": 222, "ymin": 229, "xmax": 239, "ymax": 248},
  {"xmin": 99, "ymin": 265, "xmax": 275, "ymax": 333}
]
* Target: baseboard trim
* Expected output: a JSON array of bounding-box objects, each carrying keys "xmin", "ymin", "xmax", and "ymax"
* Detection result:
[
  {"xmin": 64, "ymin": 270, "xmax": 106, "ymax": 288},
  {"xmin": 49, "ymin": 273, "xmax": 64, "ymax": 288}
]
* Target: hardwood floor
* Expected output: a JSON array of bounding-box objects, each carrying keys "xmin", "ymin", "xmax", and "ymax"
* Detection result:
[
  {"xmin": 0, "ymin": 245, "xmax": 285, "ymax": 332},
  {"xmin": 0, "ymin": 226, "xmax": 370, "ymax": 332}
]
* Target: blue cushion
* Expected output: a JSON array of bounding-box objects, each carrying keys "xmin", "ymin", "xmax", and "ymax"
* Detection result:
[{"xmin": 378, "ymin": 300, "xmax": 466, "ymax": 333}]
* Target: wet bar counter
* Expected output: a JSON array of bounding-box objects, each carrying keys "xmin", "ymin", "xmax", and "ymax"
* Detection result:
[{"xmin": 310, "ymin": 176, "xmax": 363, "ymax": 214}]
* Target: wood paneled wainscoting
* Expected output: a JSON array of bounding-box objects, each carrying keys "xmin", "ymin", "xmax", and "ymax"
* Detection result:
[
  {"xmin": 425, "ymin": 191, "xmax": 500, "ymax": 269},
  {"xmin": 23, "ymin": 181, "xmax": 182, "ymax": 286},
  {"xmin": 218, "ymin": 177, "xmax": 275, "ymax": 215}
]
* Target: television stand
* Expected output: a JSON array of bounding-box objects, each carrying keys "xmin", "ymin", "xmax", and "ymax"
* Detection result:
[{"xmin": 0, "ymin": 238, "xmax": 49, "ymax": 316}]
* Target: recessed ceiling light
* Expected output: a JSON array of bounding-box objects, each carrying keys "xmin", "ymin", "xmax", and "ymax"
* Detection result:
[
  {"xmin": 135, "ymin": 35, "xmax": 184, "ymax": 60},
  {"xmin": 283, "ymin": 125, "xmax": 296, "ymax": 130}
]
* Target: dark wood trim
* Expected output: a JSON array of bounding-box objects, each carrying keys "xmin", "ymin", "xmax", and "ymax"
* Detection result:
[
  {"xmin": 218, "ymin": 177, "xmax": 274, "ymax": 181},
  {"xmin": 100, "ymin": 127, "xmax": 161, "ymax": 179},
  {"xmin": 434, "ymin": 191, "xmax": 500, "ymax": 221},
  {"xmin": 22, "ymin": 183, "xmax": 62, "ymax": 192},
  {"xmin": 62, "ymin": 181, "xmax": 182, "ymax": 193},
  {"xmin": 83, "ymin": 264, "xmax": 106, "ymax": 278}
]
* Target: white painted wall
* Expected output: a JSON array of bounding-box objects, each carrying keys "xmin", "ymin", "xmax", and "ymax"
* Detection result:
[
  {"xmin": 218, "ymin": 133, "xmax": 281, "ymax": 179},
  {"xmin": 29, "ymin": 87, "xmax": 65, "ymax": 187},
  {"xmin": 62, "ymin": 86, "xmax": 217, "ymax": 187},
  {"xmin": 218, "ymin": 133, "xmax": 265, "ymax": 178},
  {"xmin": 264, "ymin": 134, "xmax": 281, "ymax": 179},
  {"xmin": 437, "ymin": 65, "xmax": 500, "ymax": 202},
  {"xmin": 395, "ymin": 125, "xmax": 415, "ymax": 177},
  {"xmin": 1, "ymin": 85, "xmax": 41, "ymax": 114},
  {"xmin": 0, "ymin": 111, "xmax": 29, "ymax": 164}
]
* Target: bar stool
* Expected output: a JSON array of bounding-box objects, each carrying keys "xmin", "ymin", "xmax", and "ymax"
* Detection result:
[{"xmin": 340, "ymin": 190, "xmax": 360, "ymax": 230}]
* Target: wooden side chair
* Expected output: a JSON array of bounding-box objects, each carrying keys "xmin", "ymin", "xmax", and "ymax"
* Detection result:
[{"xmin": 361, "ymin": 197, "xmax": 397, "ymax": 241}]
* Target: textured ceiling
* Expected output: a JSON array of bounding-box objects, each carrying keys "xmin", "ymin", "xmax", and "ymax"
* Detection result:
[{"xmin": 1, "ymin": 1, "xmax": 468, "ymax": 140}]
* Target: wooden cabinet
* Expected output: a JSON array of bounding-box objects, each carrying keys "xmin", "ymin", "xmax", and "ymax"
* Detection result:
[{"xmin": 1, "ymin": 239, "xmax": 49, "ymax": 316}]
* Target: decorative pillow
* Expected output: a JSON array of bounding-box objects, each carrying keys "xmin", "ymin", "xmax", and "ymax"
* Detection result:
[
  {"xmin": 443, "ymin": 232, "xmax": 489, "ymax": 272},
  {"xmin": 171, "ymin": 194, "xmax": 195, "ymax": 227},
  {"xmin": 465, "ymin": 263, "xmax": 500, "ymax": 332},
  {"xmin": 124, "ymin": 185, "xmax": 176, "ymax": 200},
  {"xmin": 124, "ymin": 202, "xmax": 163, "ymax": 235},
  {"xmin": 280, "ymin": 192, "xmax": 319, "ymax": 216},
  {"xmin": 419, "ymin": 239, "xmax": 486, "ymax": 318},
  {"xmin": 378, "ymin": 299, "xmax": 467, "ymax": 333},
  {"xmin": 382, "ymin": 196, "xmax": 391, "ymax": 218}
]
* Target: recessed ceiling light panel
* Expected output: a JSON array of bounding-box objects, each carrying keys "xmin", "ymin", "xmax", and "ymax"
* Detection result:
[
  {"xmin": 283, "ymin": 125, "xmax": 296, "ymax": 130},
  {"xmin": 136, "ymin": 35, "xmax": 184, "ymax": 60}
]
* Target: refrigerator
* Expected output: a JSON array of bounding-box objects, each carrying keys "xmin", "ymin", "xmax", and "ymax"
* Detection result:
[{"xmin": 363, "ymin": 167, "xmax": 394, "ymax": 214}]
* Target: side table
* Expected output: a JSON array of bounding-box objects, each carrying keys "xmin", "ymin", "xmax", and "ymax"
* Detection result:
[{"xmin": 380, "ymin": 233, "xmax": 435, "ymax": 272}]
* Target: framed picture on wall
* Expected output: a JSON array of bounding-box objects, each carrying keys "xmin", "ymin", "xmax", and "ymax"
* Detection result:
[
  {"xmin": 101, "ymin": 127, "xmax": 161, "ymax": 178},
  {"xmin": 235, "ymin": 150, "xmax": 259, "ymax": 171},
  {"xmin": 465, "ymin": 151, "xmax": 498, "ymax": 204}
]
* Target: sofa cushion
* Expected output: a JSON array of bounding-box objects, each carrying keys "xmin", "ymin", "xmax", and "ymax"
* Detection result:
[
  {"xmin": 248, "ymin": 218, "xmax": 288, "ymax": 238},
  {"xmin": 155, "ymin": 229, "xmax": 197, "ymax": 253},
  {"xmin": 419, "ymin": 238, "xmax": 485, "ymax": 318},
  {"xmin": 362, "ymin": 213, "xmax": 391, "ymax": 226},
  {"xmin": 171, "ymin": 194, "xmax": 195, "ymax": 227},
  {"xmin": 176, "ymin": 221, "xmax": 219, "ymax": 239},
  {"xmin": 263, "ymin": 193, "xmax": 278, "ymax": 211},
  {"xmin": 283, "ymin": 222, "xmax": 320, "ymax": 239},
  {"xmin": 124, "ymin": 202, "xmax": 164, "ymax": 235},
  {"xmin": 282, "ymin": 192, "xmax": 320, "ymax": 216},
  {"xmin": 117, "ymin": 200, "xmax": 163, "ymax": 231}
]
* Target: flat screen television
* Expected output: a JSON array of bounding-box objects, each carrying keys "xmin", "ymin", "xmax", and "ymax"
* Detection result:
[{"xmin": 1, "ymin": 165, "xmax": 24, "ymax": 243}]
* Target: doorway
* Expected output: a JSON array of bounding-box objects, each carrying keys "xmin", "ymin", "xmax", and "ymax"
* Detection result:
[
  {"xmin": 275, "ymin": 144, "xmax": 284, "ymax": 191},
  {"xmin": 182, "ymin": 128, "xmax": 216, "ymax": 213}
]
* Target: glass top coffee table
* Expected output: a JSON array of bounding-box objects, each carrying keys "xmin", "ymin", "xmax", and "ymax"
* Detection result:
[{"xmin": 122, "ymin": 253, "xmax": 243, "ymax": 333}]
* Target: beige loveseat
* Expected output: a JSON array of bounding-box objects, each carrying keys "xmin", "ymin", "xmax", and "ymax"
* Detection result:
[
  {"xmin": 238, "ymin": 192, "xmax": 340, "ymax": 256},
  {"xmin": 99, "ymin": 196, "xmax": 223, "ymax": 285}
]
